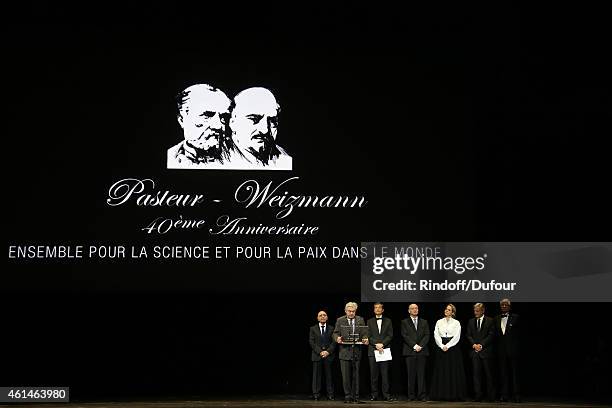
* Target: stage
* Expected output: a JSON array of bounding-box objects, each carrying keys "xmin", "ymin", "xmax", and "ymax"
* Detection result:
[
  {"xmin": 2, "ymin": 399, "xmax": 609, "ymax": 408},
  {"xmin": 3, "ymin": 5, "xmax": 612, "ymax": 408}
]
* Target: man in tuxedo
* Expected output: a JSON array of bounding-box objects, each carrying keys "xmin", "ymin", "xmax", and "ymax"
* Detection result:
[
  {"xmin": 401, "ymin": 303, "xmax": 430, "ymax": 401},
  {"xmin": 333, "ymin": 301, "xmax": 368, "ymax": 403},
  {"xmin": 366, "ymin": 302, "xmax": 395, "ymax": 401},
  {"xmin": 467, "ymin": 303, "xmax": 496, "ymax": 402},
  {"xmin": 495, "ymin": 298, "xmax": 521, "ymax": 403}
]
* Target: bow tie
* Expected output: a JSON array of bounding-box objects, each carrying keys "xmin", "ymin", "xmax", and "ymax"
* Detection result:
[
  {"xmin": 501, "ymin": 314, "xmax": 509, "ymax": 318},
  {"xmin": 376, "ymin": 317, "xmax": 382, "ymax": 320}
]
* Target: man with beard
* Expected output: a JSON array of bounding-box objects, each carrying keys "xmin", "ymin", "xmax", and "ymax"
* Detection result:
[
  {"xmin": 167, "ymin": 84, "xmax": 232, "ymax": 169},
  {"xmin": 228, "ymin": 87, "xmax": 292, "ymax": 170}
]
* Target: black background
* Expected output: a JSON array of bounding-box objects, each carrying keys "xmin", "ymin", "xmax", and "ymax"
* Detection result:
[{"xmin": 3, "ymin": 3, "xmax": 611, "ymax": 403}]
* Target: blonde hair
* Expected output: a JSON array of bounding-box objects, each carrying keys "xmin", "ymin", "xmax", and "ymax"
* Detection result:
[{"xmin": 445, "ymin": 303, "xmax": 457, "ymax": 317}]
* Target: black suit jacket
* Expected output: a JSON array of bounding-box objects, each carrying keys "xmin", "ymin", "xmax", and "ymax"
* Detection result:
[
  {"xmin": 401, "ymin": 317, "xmax": 430, "ymax": 357},
  {"xmin": 333, "ymin": 315, "xmax": 367, "ymax": 361},
  {"xmin": 494, "ymin": 313, "xmax": 520, "ymax": 357},
  {"xmin": 310, "ymin": 323, "xmax": 336, "ymax": 362},
  {"xmin": 466, "ymin": 316, "xmax": 495, "ymax": 359},
  {"xmin": 366, "ymin": 316, "xmax": 393, "ymax": 357}
]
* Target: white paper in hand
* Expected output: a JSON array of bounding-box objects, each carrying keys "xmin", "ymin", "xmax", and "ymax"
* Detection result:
[{"xmin": 374, "ymin": 347, "xmax": 392, "ymax": 362}]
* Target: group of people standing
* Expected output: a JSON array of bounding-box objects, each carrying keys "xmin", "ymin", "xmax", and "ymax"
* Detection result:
[{"xmin": 309, "ymin": 299, "xmax": 520, "ymax": 403}]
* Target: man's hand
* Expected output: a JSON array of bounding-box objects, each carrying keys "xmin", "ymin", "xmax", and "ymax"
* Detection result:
[
  {"xmin": 475, "ymin": 344, "xmax": 483, "ymax": 352},
  {"xmin": 442, "ymin": 346, "xmax": 448, "ymax": 352},
  {"xmin": 375, "ymin": 343, "xmax": 384, "ymax": 351},
  {"xmin": 336, "ymin": 336, "xmax": 343, "ymax": 344},
  {"xmin": 320, "ymin": 350, "xmax": 330, "ymax": 358},
  {"xmin": 414, "ymin": 344, "xmax": 422, "ymax": 352},
  {"xmin": 363, "ymin": 338, "xmax": 369, "ymax": 345}
]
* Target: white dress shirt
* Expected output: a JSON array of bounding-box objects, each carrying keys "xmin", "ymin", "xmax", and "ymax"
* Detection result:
[
  {"xmin": 434, "ymin": 317, "xmax": 461, "ymax": 349},
  {"xmin": 501, "ymin": 314, "xmax": 508, "ymax": 334}
]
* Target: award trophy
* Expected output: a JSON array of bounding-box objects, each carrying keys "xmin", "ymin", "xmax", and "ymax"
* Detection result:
[{"xmin": 340, "ymin": 325, "xmax": 370, "ymax": 345}]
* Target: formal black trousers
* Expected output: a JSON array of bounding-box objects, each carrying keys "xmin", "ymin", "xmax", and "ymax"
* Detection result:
[
  {"xmin": 368, "ymin": 357, "xmax": 390, "ymax": 398},
  {"xmin": 340, "ymin": 359, "xmax": 361, "ymax": 400},
  {"xmin": 498, "ymin": 353, "xmax": 520, "ymax": 399},
  {"xmin": 471, "ymin": 355, "xmax": 495, "ymax": 400},
  {"xmin": 405, "ymin": 355, "xmax": 427, "ymax": 399},
  {"xmin": 312, "ymin": 357, "xmax": 334, "ymax": 397}
]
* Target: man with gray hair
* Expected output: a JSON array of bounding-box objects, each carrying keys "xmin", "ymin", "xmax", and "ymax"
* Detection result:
[
  {"xmin": 333, "ymin": 302, "xmax": 368, "ymax": 403},
  {"xmin": 228, "ymin": 87, "xmax": 292, "ymax": 170},
  {"xmin": 467, "ymin": 302, "xmax": 495, "ymax": 402},
  {"xmin": 495, "ymin": 298, "xmax": 521, "ymax": 403},
  {"xmin": 168, "ymin": 84, "xmax": 233, "ymax": 169}
]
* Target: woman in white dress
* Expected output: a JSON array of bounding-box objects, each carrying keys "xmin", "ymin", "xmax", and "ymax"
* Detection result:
[{"xmin": 430, "ymin": 304, "xmax": 467, "ymax": 401}]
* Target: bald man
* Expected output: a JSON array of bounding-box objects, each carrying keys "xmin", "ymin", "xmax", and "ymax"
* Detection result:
[
  {"xmin": 309, "ymin": 310, "xmax": 336, "ymax": 401},
  {"xmin": 228, "ymin": 87, "xmax": 292, "ymax": 170},
  {"xmin": 168, "ymin": 84, "xmax": 233, "ymax": 169},
  {"xmin": 401, "ymin": 303, "xmax": 430, "ymax": 401}
]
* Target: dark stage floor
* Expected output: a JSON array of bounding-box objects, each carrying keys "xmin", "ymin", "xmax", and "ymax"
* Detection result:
[{"xmin": 1, "ymin": 399, "xmax": 609, "ymax": 408}]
